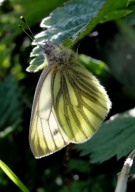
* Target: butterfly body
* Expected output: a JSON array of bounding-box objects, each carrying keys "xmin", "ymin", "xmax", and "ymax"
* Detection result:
[{"xmin": 29, "ymin": 42, "xmax": 111, "ymax": 158}]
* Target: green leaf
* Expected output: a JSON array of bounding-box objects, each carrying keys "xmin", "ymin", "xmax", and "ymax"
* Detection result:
[
  {"xmin": 0, "ymin": 0, "xmax": 68, "ymax": 75},
  {"xmin": 125, "ymin": 1, "xmax": 135, "ymax": 25},
  {"xmin": 79, "ymin": 54, "xmax": 109, "ymax": 77},
  {"xmin": 69, "ymin": 159, "xmax": 90, "ymax": 173},
  {"xmin": 0, "ymin": 75, "xmax": 22, "ymax": 138},
  {"xmin": 75, "ymin": 108, "xmax": 135, "ymax": 163},
  {"xmin": 27, "ymin": 57, "xmax": 46, "ymax": 72},
  {"xmin": 35, "ymin": 0, "xmax": 130, "ymax": 45},
  {"xmin": 100, "ymin": 20, "xmax": 135, "ymax": 95},
  {"xmin": 0, "ymin": 160, "xmax": 30, "ymax": 192},
  {"xmin": 29, "ymin": 0, "xmax": 131, "ymax": 72}
]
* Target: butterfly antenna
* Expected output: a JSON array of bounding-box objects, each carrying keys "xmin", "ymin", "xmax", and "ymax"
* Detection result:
[
  {"xmin": 20, "ymin": 16, "xmax": 35, "ymax": 39},
  {"xmin": 18, "ymin": 24, "xmax": 34, "ymax": 41},
  {"xmin": 18, "ymin": 16, "xmax": 44, "ymax": 49}
]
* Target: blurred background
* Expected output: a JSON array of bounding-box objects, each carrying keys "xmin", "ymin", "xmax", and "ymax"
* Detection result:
[{"xmin": 1, "ymin": 0, "xmax": 135, "ymax": 192}]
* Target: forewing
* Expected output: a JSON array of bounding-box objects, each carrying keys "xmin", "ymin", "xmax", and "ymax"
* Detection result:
[{"xmin": 29, "ymin": 66, "xmax": 70, "ymax": 158}]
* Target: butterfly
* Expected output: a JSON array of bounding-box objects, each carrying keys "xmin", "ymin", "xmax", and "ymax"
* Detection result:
[{"xmin": 29, "ymin": 42, "xmax": 111, "ymax": 158}]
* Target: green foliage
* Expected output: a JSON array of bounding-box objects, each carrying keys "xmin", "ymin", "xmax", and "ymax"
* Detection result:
[
  {"xmin": 0, "ymin": 160, "xmax": 30, "ymax": 192},
  {"xmin": 100, "ymin": 20, "xmax": 135, "ymax": 93},
  {"xmin": 75, "ymin": 108, "xmax": 135, "ymax": 163},
  {"xmin": 1, "ymin": 0, "xmax": 135, "ymax": 191},
  {"xmin": 29, "ymin": 0, "xmax": 132, "ymax": 72},
  {"xmin": 79, "ymin": 54, "xmax": 109, "ymax": 79},
  {"xmin": 0, "ymin": 0, "xmax": 68, "ymax": 77},
  {"xmin": 0, "ymin": 75, "xmax": 22, "ymax": 137},
  {"xmin": 69, "ymin": 159, "xmax": 90, "ymax": 173}
]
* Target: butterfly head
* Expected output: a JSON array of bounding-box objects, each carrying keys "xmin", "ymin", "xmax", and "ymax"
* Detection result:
[
  {"xmin": 41, "ymin": 41, "xmax": 56, "ymax": 55},
  {"xmin": 40, "ymin": 41, "xmax": 71, "ymax": 66}
]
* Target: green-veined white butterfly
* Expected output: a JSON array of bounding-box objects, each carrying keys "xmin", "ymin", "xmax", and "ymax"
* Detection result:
[{"xmin": 29, "ymin": 42, "xmax": 111, "ymax": 158}]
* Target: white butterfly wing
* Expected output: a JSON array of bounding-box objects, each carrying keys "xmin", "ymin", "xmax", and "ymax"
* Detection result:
[{"xmin": 29, "ymin": 66, "xmax": 70, "ymax": 158}]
